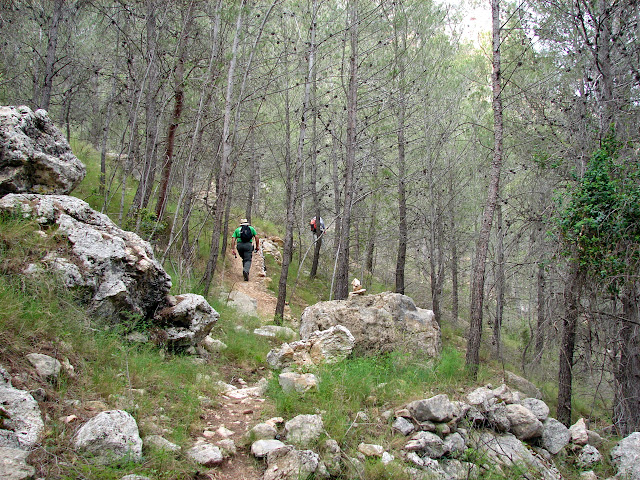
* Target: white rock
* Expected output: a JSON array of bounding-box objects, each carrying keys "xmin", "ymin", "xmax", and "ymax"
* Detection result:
[
  {"xmin": 542, "ymin": 417, "xmax": 571, "ymax": 455},
  {"xmin": 26, "ymin": 353, "xmax": 61, "ymax": 380},
  {"xmin": 254, "ymin": 325, "xmax": 298, "ymax": 341},
  {"xmin": 285, "ymin": 414, "xmax": 324, "ymax": 447},
  {"xmin": 279, "ymin": 372, "xmax": 319, "ymax": 393},
  {"xmin": 202, "ymin": 335, "xmax": 227, "ymax": 353},
  {"xmin": 610, "ymin": 432, "xmax": 640, "ymax": 480},
  {"xmin": 251, "ymin": 439, "xmax": 286, "ymax": 458},
  {"xmin": 569, "ymin": 418, "xmax": 589, "ymax": 446},
  {"xmin": 185, "ymin": 443, "xmax": 223, "ymax": 466},
  {"xmin": 73, "ymin": 410, "xmax": 142, "ymax": 465},
  {"xmin": 521, "ymin": 398, "xmax": 550, "ymax": 421},
  {"xmin": 0, "ymin": 447, "xmax": 36, "ymax": 480},
  {"xmin": 505, "ymin": 404, "xmax": 543, "ymax": 440},
  {"xmin": 358, "ymin": 443, "xmax": 384, "ymax": 457},
  {"xmin": 0, "ymin": 382, "xmax": 44, "ymax": 449},
  {"xmin": 144, "ymin": 435, "xmax": 180, "ymax": 452}
]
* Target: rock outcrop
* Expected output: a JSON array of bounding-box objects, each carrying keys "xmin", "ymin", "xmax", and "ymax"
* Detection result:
[
  {"xmin": 0, "ymin": 105, "xmax": 85, "ymax": 196},
  {"xmin": 299, "ymin": 292, "xmax": 440, "ymax": 356},
  {"xmin": 0, "ymin": 193, "xmax": 172, "ymax": 320}
]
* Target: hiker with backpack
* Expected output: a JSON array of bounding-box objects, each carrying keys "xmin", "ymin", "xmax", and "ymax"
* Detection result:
[{"xmin": 231, "ymin": 218, "xmax": 260, "ymax": 281}]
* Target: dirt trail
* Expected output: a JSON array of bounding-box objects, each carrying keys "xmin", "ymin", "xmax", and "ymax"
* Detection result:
[{"xmin": 199, "ymin": 247, "xmax": 288, "ymax": 480}]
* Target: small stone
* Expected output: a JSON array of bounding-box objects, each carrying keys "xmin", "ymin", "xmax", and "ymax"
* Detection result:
[
  {"xmin": 216, "ymin": 426, "xmax": 234, "ymax": 438},
  {"xmin": 186, "ymin": 443, "xmax": 223, "ymax": 466},
  {"xmin": 358, "ymin": 443, "xmax": 384, "ymax": 457},
  {"xmin": 217, "ymin": 438, "xmax": 236, "ymax": 457},
  {"xmin": 251, "ymin": 439, "xmax": 286, "ymax": 458},
  {"xmin": 392, "ymin": 416, "xmax": 415, "ymax": 436}
]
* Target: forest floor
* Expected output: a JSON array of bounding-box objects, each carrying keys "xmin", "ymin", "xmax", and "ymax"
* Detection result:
[{"xmin": 200, "ymin": 248, "xmax": 287, "ymax": 480}]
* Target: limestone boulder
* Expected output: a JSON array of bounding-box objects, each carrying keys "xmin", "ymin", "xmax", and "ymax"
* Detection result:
[
  {"xmin": 185, "ymin": 443, "xmax": 224, "ymax": 466},
  {"xmin": 299, "ymin": 292, "xmax": 440, "ymax": 356},
  {"xmin": 504, "ymin": 371, "xmax": 542, "ymax": 399},
  {"xmin": 0, "ymin": 194, "xmax": 171, "ymax": 321},
  {"xmin": 405, "ymin": 431, "xmax": 446, "ymax": 459},
  {"xmin": 264, "ymin": 446, "xmax": 322, "ymax": 480},
  {"xmin": 0, "ymin": 447, "xmax": 36, "ymax": 480},
  {"xmin": 251, "ymin": 439, "xmax": 286, "ymax": 458},
  {"xmin": 0, "ymin": 374, "xmax": 44, "ymax": 449},
  {"xmin": 0, "ymin": 106, "xmax": 85, "ymax": 196},
  {"xmin": 73, "ymin": 410, "xmax": 142, "ymax": 465},
  {"xmin": 26, "ymin": 353, "xmax": 61, "ymax": 381},
  {"xmin": 474, "ymin": 432, "xmax": 562, "ymax": 480},
  {"xmin": 569, "ymin": 418, "xmax": 589, "ymax": 446},
  {"xmin": 541, "ymin": 418, "xmax": 570, "ymax": 455},
  {"xmin": 267, "ymin": 325, "xmax": 354, "ymax": 369},
  {"xmin": 254, "ymin": 325, "xmax": 298, "ymax": 341},
  {"xmin": 505, "ymin": 404, "xmax": 543, "ymax": 440},
  {"xmin": 610, "ymin": 432, "xmax": 640, "ymax": 480},
  {"xmin": 285, "ymin": 414, "xmax": 324, "ymax": 448},
  {"xmin": 577, "ymin": 445, "xmax": 601, "ymax": 469},
  {"xmin": 407, "ymin": 394, "xmax": 455, "ymax": 423},
  {"xmin": 521, "ymin": 398, "xmax": 550, "ymax": 421},
  {"xmin": 154, "ymin": 294, "xmax": 219, "ymax": 350},
  {"xmin": 279, "ymin": 372, "xmax": 319, "ymax": 393}
]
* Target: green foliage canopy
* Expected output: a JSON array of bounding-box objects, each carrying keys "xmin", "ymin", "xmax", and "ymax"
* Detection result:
[{"xmin": 557, "ymin": 133, "xmax": 640, "ymax": 290}]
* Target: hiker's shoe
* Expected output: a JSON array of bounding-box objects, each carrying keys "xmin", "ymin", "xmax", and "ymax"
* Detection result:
[{"xmin": 243, "ymin": 271, "xmax": 249, "ymax": 281}]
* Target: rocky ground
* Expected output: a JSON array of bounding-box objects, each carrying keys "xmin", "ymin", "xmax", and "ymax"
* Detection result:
[{"xmin": 200, "ymin": 248, "xmax": 281, "ymax": 480}]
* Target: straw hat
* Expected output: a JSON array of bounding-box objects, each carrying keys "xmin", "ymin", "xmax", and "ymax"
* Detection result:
[{"xmin": 240, "ymin": 218, "xmax": 249, "ymax": 225}]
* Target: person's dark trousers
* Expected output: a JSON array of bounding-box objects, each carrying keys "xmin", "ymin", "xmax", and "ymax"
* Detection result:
[{"xmin": 236, "ymin": 241, "xmax": 254, "ymax": 280}]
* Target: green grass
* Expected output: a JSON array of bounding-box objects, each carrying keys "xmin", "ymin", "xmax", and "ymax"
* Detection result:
[
  {"xmin": 0, "ymin": 213, "xmax": 243, "ymax": 479},
  {"xmin": 268, "ymin": 347, "xmax": 470, "ymax": 443}
]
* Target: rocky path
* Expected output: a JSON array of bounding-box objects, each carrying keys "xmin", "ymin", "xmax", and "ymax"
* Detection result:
[{"xmin": 197, "ymin": 246, "xmax": 288, "ymax": 479}]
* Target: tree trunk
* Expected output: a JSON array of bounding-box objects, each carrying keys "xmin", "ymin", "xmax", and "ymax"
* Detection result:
[
  {"xmin": 535, "ymin": 262, "xmax": 546, "ymax": 358},
  {"xmin": 613, "ymin": 285, "xmax": 640, "ymax": 435},
  {"xmin": 450, "ymin": 220, "xmax": 459, "ymax": 324},
  {"xmin": 40, "ymin": 0, "xmax": 63, "ymax": 110},
  {"xmin": 493, "ymin": 203, "xmax": 505, "ymax": 358},
  {"xmin": 99, "ymin": 28, "xmax": 121, "ymax": 207},
  {"xmin": 466, "ymin": 0, "xmax": 504, "ymax": 378},
  {"xmin": 557, "ymin": 263, "xmax": 583, "ymax": 426},
  {"xmin": 276, "ymin": 0, "xmax": 316, "ymax": 321},
  {"xmin": 394, "ymin": 96, "xmax": 407, "ymax": 295},
  {"xmin": 201, "ymin": 1, "xmax": 246, "ymax": 296},
  {"xmin": 245, "ymin": 147, "xmax": 260, "ymax": 224},
  {"xmin": 156, "ymin": 2, "xmax": 194, "ymax": 219},
  {"xmin": 333, "ymin": 0, "xmax": 358, "ymax": 300}
]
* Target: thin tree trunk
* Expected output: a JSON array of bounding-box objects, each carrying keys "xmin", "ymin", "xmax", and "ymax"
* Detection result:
[
  {"xmin": 100, "ymin": 32, "xmax": 121, "ymax": 207},
  {"xmin": 466, "ymin": 0, "xmax": 504, "ymax": 378},
  {"xmin": 131, "ymin": 0, "xmax": 161, "ymax": 216},
  {"xmin": 393, "ymin": 4, "xmax": 407, "ymax": 295},
  {"xmin": 493, "ymin": 203, "xmax": 505, "ymax": 358},
  {"xmin": 450, "ymin": 221, "xmax": 459, "ymax": 324},
  {"xmin": 169, "ymin": 1, "xmax": 223, "ymax": 265},
  {"xmin": 245, "ymin": 146, "xmax": 260, "ymax": 223},
  {"xmin": 613, "ymin": 284, "xmax": 640, "ymax": 435},
  {"xmin": 309, "ymin": 37, "xmax": 321, "ymax": 279},
  {"xmin": 333, "ymin": 0, "xmax": 358, "ymax": 300},
  {"xmin": 395, "ymin": 103, "xmax": 407, "ymax": 295},
  {"xmin": 535, "ymin": 262, "xmax": 546, "ymax": 358},
  {"xmin": 275, "ymin": 0, "xmax": 317, "ymax": 321},
  {"xmin": 201, "ymin": 1, "xmax": 246, "ymax": 296},
  {"xmin": 156, "ymin": 2, "xmax": 194, "ymax": 219},
  {"xmin": 41, "ymin": 0, "xmax": 63, "ymax": 110},
  {"xmin": 557, "ymin": 263, "xmax": 583, "ymax": 426}
]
